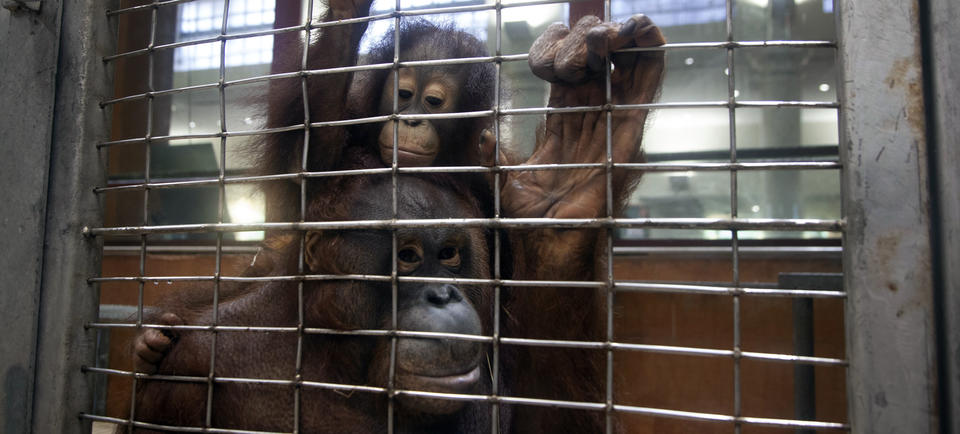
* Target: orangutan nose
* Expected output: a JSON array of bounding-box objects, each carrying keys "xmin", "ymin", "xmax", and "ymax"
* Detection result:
[{"xmin": 425, "ymin": 285, "xmax": 463, "ymax": 306}]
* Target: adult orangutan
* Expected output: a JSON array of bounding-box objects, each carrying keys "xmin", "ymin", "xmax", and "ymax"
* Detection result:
[
  {"xmin": 133, "ymin": 176, "xmax": 495, "ymax": 433},
  {"xmin": 128, "ymin": 0, "xmax": 665, "ymax": 430}
]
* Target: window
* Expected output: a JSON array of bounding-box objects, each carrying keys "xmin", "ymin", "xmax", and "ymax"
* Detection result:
[{"xmin": 174, "ymin": 0, "xmax": 276, "ymax": 71}]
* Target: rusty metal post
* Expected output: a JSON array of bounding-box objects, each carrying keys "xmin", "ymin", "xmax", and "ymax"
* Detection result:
[
  {"xmin": 925, "ymin": 0, "xmax": 960, "ymax": 432},
  {"xmin": 0, "ymin": 0, "xmax": 113, "ymax": 432},
  {"xmin": 837, "ymin": 0, "xmax": 939, "ymax": 432},
  {"xmin": 0, "ymin": 1, "xmax": 64, "ymax": 431}
]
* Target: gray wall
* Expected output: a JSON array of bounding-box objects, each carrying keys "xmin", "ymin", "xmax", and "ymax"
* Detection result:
[{"xmin": 0, "ymin": 1, "xmax": 113, "ymax": 432}]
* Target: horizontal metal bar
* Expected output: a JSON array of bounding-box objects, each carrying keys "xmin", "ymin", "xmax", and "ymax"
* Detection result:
[
  {"xmin": 495, "ymin": 395, "xmax": 606, "ymax": 411},
  {"xmin": 615, "ymin": 281, "xmax": 846, "ymax": 298},
  {"xmin": 82, "ymin": 373, "xmax": 847, "ymax": 430},
  {"xmin": 735, "ymin": 100, "xmax": 840, "ymax": 109},
  {"xmin": 84, "ymin": 217, "xmax": 844, "ymax": 236},
  {"xmin": 94, "ymin": 160, "xmax": 840, "ymax": 193},
  {"xmin": 96, "ymin": 160, "xmax": 840, "ymax": 193},
  {"xmin": 737, "ymin": 416, "xmax": 849, "ymax": 430},
  {"xmin": 87, "ymin": 322, "xmax": 300, "ymax": 333},
  {"xmin": 614, "ymin": 404, "xmax": 734, "ymax": 423},
  {"xmin": 100, "ymin": 45, "xmax": 837, "ymax": 108},
  {"xmin": 85, "ymin": 320, "xmax": 845, "ymax": 366},
  {"xmin": 95, "ymin": 100, "xmax": 838, "ymax": 141},
  {"xmin": 82, "ymin": 366, "xmax": 207, "ymax": 384},
  {"xmin": 102, "ymin": 54, "xmax": 525, "ymax": 106},
  {"xmin": 81, "ymin": 413, "xmax": 286, "ymax": 434},
  {"xmin": 612, "ymin": 405, "xmax": 849, "ymax": 430},
  {"xmin": 91, "ymin": 275, "xmax": 219, "ymax": 283},
  {"xmin": 105, "ymin": 0, "xmax": 194, "ymax": 16},
  {"xmin": 614, "ymin": 161, "xmax": 841, "ymax": 170},
  {"xmin": 400, "ymin": 389, "xmax": 854, "ymax": 431},
  {"xmin": 98, "ymin": 244, "xmax": 841, "ymax": 258},
  {"xmin": 395, "ymin": 388, "xmax": 490, "ymax": 402},
  {"xmin": 740, "ymin": 351, "xmax": 846, "ymax": 366},
  {"xmin": 89, "ymin": 275, "xmax": 489, "ymax": 285},
  {"xmin": 305, "ymin": 56, "xmax": 528, "ymax": 79},
  {"xmin": 98, "ymin": 87, "xmax": 835, "ymax": 117},
  {"xmin": 90, "ymin": 274, "xmax": 845, "ymax": 300},
  {"xmin": 103, "ymin": 24, "xmax": 302, "ymax": 62},
  {"xmin": 621, "ymin": 40, "xmax": 836, "ymax": 52},
  {"xmin": 99, "ymin": 81, "xmax": 219, "ymax": 106},
  {"xmin": 104, "ymin": 0, "xmax": 574, "ymax": 62},
  {"xmin": 96, "ymin": 121, "xmax": 305, "ymax": 147},
  {"xmin": 96, "ymin": 172, "xmax": 301, "ymax": 192},
  {"xmin": 104, "ymin": 11, "xmax": 396, "ymax": 61},
  {"xmin": 86, "ymin": 368, "xmax": 846, "ymax": 422},
  {"xmin": 609, "ymin": 342, "xmax": 732, "ymax": 357},
  {"xmin": 103, "ymin": 21, "xmax": 833, "ymax": 66},
  {"xmin": 86, "ymin": 322, "xmax": 491, "ymax": 342},
  {"xmin": 103, "ymin": 244, "xmax": 260, "ymax": 254},
  {"xmin": 615, "ymin": 343, "xmax": 846, "ymax": 366},
  {"xmin": 613, "ymin": 246, "xmax": 843, "ymax": 257}
]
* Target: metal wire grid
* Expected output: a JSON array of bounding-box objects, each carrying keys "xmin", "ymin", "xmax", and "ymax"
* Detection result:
[{"xmin": 81, "ymin": 0, "xmax": 849, "ymax": 432}]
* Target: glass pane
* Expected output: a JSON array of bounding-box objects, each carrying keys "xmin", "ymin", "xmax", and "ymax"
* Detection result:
[
  {"xmin": 734, "ymin": 47, "xmax": 837, "ymax": 102},
  {"xmin": 660, "ymin": 49, "xmax": 728, "ymax": 103},
  {"xmin": 733, "ymin": 0, "xmax": 836, "ymax": 41},
  {"xmin": 613, "ymin": 0, "xmax": 726, "ymax": 43},
  {"xmin": 735, "ymin": 107, "xmax": 839, "ymax": 153}
]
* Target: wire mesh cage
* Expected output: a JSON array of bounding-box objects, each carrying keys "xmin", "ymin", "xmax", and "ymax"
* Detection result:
[{"xmin": 81, "ymin": 0, "xmax": 852, "ymax": 432}]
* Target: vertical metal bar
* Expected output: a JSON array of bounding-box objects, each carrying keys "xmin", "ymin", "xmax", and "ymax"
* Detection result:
[
  {"xmin": 836, "ymin": 0, "xmax": 939, "ymax": 432},
  {"xmin": 601, "ymin": 3, "xmax": 614, "ymax": 434},
  {"xmin": 127, "ymin": 4, "xmax": 159, "ymax": 431},
  {"xmin": 0, "ymin": 0, "xmax": 63, "ymax": 429},
  {"xmin": 491, "ymin": 0, "xmax": 504, "ymax": 431},
  {"xmin": 792, "ymin": 294, "xmax": 815, "ymax": 434},
  {"xmin": 388, "ymin": 5, "xmax": 402, "ymax": 433},
  {"xmin": 779, "ymin": 273, "xmax": 843, "ymax": 432},
  {"xmin": 32, "ymin": 0, "xmax": 115, "ymax": 431},
  {"xmin": 202, "ymin": 0, "xmax": 232, "ymax": 428},
  {"xmin": 295, "ymin": 1, "xmax": 317, "ymax": 431},
  {"xmin": 724, "ymin": 1, "xmax": 742, "ymax": 432},
  {"xmin": 922, "ymin": 0, "xmax": 960, "ymax": 432}
]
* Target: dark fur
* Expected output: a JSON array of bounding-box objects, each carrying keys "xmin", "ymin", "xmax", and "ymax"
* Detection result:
[
  {"xmin": 249, "ymin": 19, "xmax": 496, "ymax": 224},
  {"xmin": 129, "ymin": 7, "xmax": 670, "ymax": 431},
  {"xmin": 132, "ymin": 177, "xmax": 495, "ymax": 433}
]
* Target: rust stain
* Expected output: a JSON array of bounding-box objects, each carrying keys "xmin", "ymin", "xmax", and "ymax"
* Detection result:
[
  {"xmin": 884, "ymin": 57, "xmax": 926, "ymax": 136},
  {"xmin": 874, "ymin": 233, "xmax": 901, "ymax": 286}
]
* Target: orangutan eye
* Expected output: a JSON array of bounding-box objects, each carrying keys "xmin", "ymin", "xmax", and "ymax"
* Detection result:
[
  {"xmin": 438, "ymin": 246, "xmax": 461, "ymax": 268},
  {"xmin": 425, "ymin": 95, "xmax": 443, "ymax": 107},
  {"xmin": 398, "ymin": 89, "xmax": 414, "ymax": 99},
  {"xmin": 398, "ymin": 247, "xmax": 422, "ymax": 264}
]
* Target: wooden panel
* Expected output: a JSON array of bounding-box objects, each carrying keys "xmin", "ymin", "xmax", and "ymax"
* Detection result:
[
  {"xmin": 100, "ymin": 252, "xmax": 254, "ymax": 418},
  {"xmin": 613, "ymin": 254, "xmax": 845, "ymax": 432},
  {"xmin": 102, "ymin": 252, "xmax": 846, "ymax": 431}
]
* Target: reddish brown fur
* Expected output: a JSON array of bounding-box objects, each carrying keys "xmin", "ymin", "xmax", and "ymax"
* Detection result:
[
  {"xmin": 132, "ymin": 176, "xmax": 495, "ymax": 433},
  {"xmin": 128, "ymin": 1, "xmax": 664, "ymax": 431},
  {"xmin": 251, "ymin": 18, "xmax": 495, "ymax": 225}
]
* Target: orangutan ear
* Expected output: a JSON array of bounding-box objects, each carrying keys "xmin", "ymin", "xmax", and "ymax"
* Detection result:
[{"xmin": 304, "ymin": 231, "xmax": 324, "ymax": 273}]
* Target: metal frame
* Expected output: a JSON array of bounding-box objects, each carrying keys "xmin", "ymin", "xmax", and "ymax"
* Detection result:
[
  {"xmin": 0, "ymin": 0, "xmax": 944, "ymax": 433},
  {"xmin": 0, "ymin": 0, "xmax": 63, "ymax": 430},
  {"xmin": 33, "ymin": 0, "xmax": 115, "ymax": 429},
  {"xmin": 0, "ymin": 0, "xmax": 114, "ymax": 433},
  {"xmin": 0, "ymin": 0, "xmax": 945, "ymax": 432},
  {"xmin": 81, "ymin": 0, "xmax": 855, "ymax": 433},
  {"xmin": 837, "ymin": 0, "xmax": 943, "ymax": 432},
  {"xmin": 926, "ymin": 0, "xmax": 960, "ymax": 432}
]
